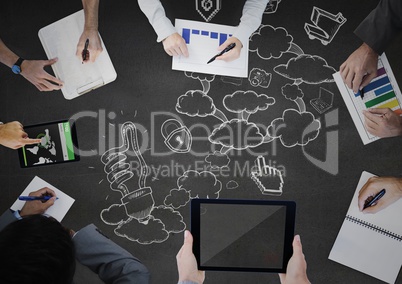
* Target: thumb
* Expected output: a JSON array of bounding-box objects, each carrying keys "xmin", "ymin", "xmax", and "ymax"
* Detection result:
[
  {"xmin": 45, "ymin": 58, "xmax": 58, "ymax": 66},
  {"xmin": 368, "ymin": 108, "xmax": 388, "ymax": 115},
  {"xmin": 44, "ymin": 196, "xmax": 57, "ymax": 209},
  {"xmin": 183, "ymin": 230, "xmax": 193, "ymax": 246},
  {"xmin": 292, "ymin": 235, "xmax": 303, "ymax": 255}
]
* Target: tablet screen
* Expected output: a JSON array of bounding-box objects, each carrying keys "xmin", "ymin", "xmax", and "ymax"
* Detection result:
[
  {"xmin": 191, "ymin": 199, "xmax": 295, "ymax": 272},
  {"xmin": 18, "ymin": 120, "xmax": 79, "ymax": 168}
]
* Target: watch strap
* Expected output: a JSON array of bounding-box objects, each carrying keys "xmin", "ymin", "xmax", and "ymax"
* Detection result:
[{"xmin": 14, "ymin": 57, "xmax": 25, "ymax": 68}]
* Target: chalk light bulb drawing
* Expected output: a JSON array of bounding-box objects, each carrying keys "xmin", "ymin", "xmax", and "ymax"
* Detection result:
[{"xmin": 101, "ymin": 121, "xmax": 154, "ymax": 223}]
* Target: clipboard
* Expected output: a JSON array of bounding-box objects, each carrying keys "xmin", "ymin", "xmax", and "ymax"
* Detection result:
[{"xmin": 38, "ymin": 10, "xmax": 117, "ymax": 100}]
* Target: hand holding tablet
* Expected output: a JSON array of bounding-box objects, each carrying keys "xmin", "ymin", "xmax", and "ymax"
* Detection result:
[{"xmin": 190, "ymin": 199, "xmax": 296, "ymax": 273}]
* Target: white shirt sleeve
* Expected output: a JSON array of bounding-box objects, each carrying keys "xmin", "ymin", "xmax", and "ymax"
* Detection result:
[
  {"xmin": 137, "ymin": 0, "xmax": 177, "ymax": 42},
  {"xmin": 232, "ymin": 0, "xmax": 270, "ymax": 47}
]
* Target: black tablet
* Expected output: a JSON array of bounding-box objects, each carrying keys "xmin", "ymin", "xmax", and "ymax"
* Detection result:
[
  {"xmin": 18, "ymin": 120, "xmax": 80, "ymax": 168},
  {"xmin": 191, "ymin": 199, "xmax": 296, "ymax": 273}
]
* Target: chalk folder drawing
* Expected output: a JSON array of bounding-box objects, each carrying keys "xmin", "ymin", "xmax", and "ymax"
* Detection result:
[
  {"xmin": 329, "ymin": 171, "xmax": 402, "ymax": 284},
  {"xmin": 173, "ymin": 19, "xmax": 249, "ymax": 78},
  {"xmin": 11, "ymin": 176, "xmax": 75, "ymax": 222},
  {"xmin": 38, "ymin": 10, "xmax": 117, "ymax": 100},
  {"xmin": 334, "ymin": 53, "xmax": 402, "ymax": 145}
]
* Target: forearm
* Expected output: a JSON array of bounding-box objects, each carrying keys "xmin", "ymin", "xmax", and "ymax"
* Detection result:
[
  {"xmin": 233, "ymin": 0, "xmax": 269, "ymax": 47},
  {"xmin": 137, "ymin": 0, "xmax": 176, "ymax": 42},
  {"xmin": 0, "ymin": 39, "xmax": 19, "ymax": 68},
  {"xmin": 82, "ymin": 0, "xmax": 99, "ymax": 31},
  {"xmin": 355, "ymin": 0, "xmax": 402, "ymax": 54}
]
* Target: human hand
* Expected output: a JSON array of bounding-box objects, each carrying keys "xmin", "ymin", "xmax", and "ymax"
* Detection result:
[
  {"xmin": 76, "ymin": 28, "xmax": 103, "ymax": 63},
  {"xmin": 162, "ymin": 33, "xmax": 189, "ymax": 57},
  {"xmin": 358, "ymin": 176, "xmax": 402, "ymax": 213},
  {"xmin": 363, "ymin": 108, "xmax": 402, "ymax": 137},
  {"xmin": 176, "ymin": 230, "xmax": 205, "ymax": 284},
  {"xmin": 0, "ymin": 121, "xmax": 41, "ymax": 149},
  {"xmin": 279, "ymin": 235, "xmax": 310, "ymax": 284},
  {"xmin": 20, "ymin": 187, "xmax": 57, "ymax": 217},
  {"xmin": 340, "ymin": 43, "xmax": 378, "ymax": 94},
  {"xmin": 215, "ymin": 37, "xmax": 242, "ymax": 62},
  {"xmin": 20, "ymin": 59, "xmax": 64, "ymax": 91}
]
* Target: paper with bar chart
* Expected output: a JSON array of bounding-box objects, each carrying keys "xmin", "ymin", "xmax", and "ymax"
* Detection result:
[
  {"xmin": 172, "ymin": 19, "xmax": 248, "ymax": 78},
  {"xmin": 334, "ymin": 53, "xmax": 402, "ymax": 145}
]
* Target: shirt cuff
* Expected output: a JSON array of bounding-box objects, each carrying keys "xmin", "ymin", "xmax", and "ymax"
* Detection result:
[{"xmin": 13, "ymin": 210, "xmax": 22, "ymax": 220}]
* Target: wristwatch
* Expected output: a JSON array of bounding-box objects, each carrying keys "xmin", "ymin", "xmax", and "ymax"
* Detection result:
[{"xmin": 11, "ymin": 57, "xmax": 25, "ymax": 74}]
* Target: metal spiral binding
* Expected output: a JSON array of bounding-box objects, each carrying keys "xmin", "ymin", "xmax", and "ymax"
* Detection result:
[{"xmin": 346, "ymin": 215, "xmax": 402, "ymax": 241}]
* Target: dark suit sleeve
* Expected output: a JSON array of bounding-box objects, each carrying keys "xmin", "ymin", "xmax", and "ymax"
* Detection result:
[
  {"xmin": 355, "ymin": 0, "xmax": 402, "ymax": 54},
  {"xmin": 73, "ymin": 224, "xmax": 150, "ymax": 284},
  {"xmin": 0, "ymin": 210, "xmax": 18, "ymax": 231}
]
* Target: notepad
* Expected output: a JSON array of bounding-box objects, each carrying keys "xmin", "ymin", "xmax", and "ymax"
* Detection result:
[
  {"xmin": 11, "ymin": 176, "xmax": 75, "ymax": 222},
  {"xmin": 172, "ymin": 19, "xmax": 249, "ymax": 78},
  {"xmin": 38, "ymin": 10, "xmax": 117, "ymax": 100},
  {"xmin": 333, "ymin": 53, "xmax": 402, "ymax": 145},
  {"xmin": 329, "ymin": 171, "xmax": 402, "ymax": 284}
]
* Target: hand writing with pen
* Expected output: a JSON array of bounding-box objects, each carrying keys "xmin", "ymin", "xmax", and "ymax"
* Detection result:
[{"xmin": 358, "ymin": 176, "xmax": 402, "ymax": 213}]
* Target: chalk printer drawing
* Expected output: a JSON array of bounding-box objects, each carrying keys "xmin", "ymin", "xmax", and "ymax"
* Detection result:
[{"xmin": 304, "ymin": 6, "xmax": 346, "ymax": 45}]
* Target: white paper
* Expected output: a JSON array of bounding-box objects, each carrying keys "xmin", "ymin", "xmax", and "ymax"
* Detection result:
[
  {"xmin": 172, "ymin": 19, "xmax": 249, "ymax": 77},
  {"xmin": 11, "ymin": 176, "xmax": 75, "ymax": 222},
  {"xmin": 38, "ymin": 10, "xmax": 117, "ymax": 100},
  {"xmin": 333, "ymin": 53, "xmax": 402, "ymax": 145},
  {"xmin": 329, "ymin": 171, "xmax": 402, "ymax": 284}
]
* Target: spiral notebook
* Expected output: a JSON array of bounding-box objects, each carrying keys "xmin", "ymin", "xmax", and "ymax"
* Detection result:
[{"xmin": 329, "ymin": 171, "xmax": 402, "ymax": 284}]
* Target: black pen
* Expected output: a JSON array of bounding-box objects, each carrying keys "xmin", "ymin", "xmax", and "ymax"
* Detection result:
[
  {"xmin": 82, "ymin": 38, "xmax": 89, "ymax": 63},
  {"xmin": 207, "ymin": 43, "xmax": 236, "ymax": 64},
  {"xmin": 360, "ymin": 87, "xmax": 365, "ymax": 99},
  {"xmin": 363, "ymin": 188, "xmax": 386, "ymax": 210}
]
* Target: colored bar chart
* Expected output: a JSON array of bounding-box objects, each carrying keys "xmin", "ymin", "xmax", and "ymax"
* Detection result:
[{"xmin": 181, "ymin": 28, "xmax": 231, "ymax": 46}]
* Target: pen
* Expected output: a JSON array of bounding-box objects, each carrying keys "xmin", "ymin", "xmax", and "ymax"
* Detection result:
[
  {"xmin": 207, "ymin": 42, "xmax": 236, "ymax": 64},
  {"xmin": 19, "ymin": 196, "xmax": 59, "ymax": 201},
  {"xmin": 82, "ymin": 38, "xmax": 89, "ymax": 63},
  {"xmin": 360, "ymin": 87, "xmax": 365, "ymax": 99},
  {"xmin": 363, "ymin": 188, "xmax": 386, "ymax": 210}
]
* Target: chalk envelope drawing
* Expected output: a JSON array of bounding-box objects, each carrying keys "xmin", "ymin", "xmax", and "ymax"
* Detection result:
[
  {"xmin": 304, "ymin": 6, "xmax": 347, "ymax": 45},
  {"xmin": 249, "ymin": 68, "xmax": 272, "ymax": 88},
  {"xmin": 251, "ymin": 156, "xmax": 284, "ymax": 195},
  {"xmin": 264, "ymin": 0, "xmax": 282, "ymax": 14},
  {"xmin": 161, "ymin": 119, "xmax": 192, "ymax": 153},
  {"xmin": 100, "ymin": 121, "xmax": 185, "ymax": 245},
  {"xmin": 310, "ymin": 87, "xmax": 334, "ymax": 114},
  {"xmin": 196, "ymin": 0, "xmax": 221, "ymax": 22}
]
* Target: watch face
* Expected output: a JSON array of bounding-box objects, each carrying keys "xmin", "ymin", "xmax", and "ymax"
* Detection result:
[{"xmin": 12, "ymin": 65, "xmax": 21, "ymax": 74}]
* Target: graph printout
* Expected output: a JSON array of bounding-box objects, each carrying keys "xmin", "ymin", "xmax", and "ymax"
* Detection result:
[
  {"xmin": 172, "ymin": 19, "xmax": 249, "ymax": 78},
  {"xmin": 334, "ymin": 53, "xmax": 402, "ymax": 145}
]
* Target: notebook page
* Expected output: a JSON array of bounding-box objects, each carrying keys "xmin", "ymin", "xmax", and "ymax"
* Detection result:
[
  {"xmin": 39, "ymin": 10, "xmax": 103, "ymax": 96},
  {"xmin": 329, "ymin": 171, "xmax": 402, "ymax": 283}
]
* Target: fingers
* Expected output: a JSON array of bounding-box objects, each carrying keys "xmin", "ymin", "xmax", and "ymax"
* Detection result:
[
  {"xmin": 360, "ymin": 72, "xmax": 377, "ymax": 89},
  {"xmin": 163, "ymin": 33, "xmax": 189, "ymax": 57},
  {"xmin": 358, "ymin": 177, "xmax": 378, "ymax": 210},
  {"xmin": 278, "ymin": 273, "xmax": 286, "ymax": 284},
  {"xmin": 367, "ymin": 108, "xmax": 391, "ymax": 115},
  {"xmin": 30, "ymin": 187, "xmax": 56, "ymax": 198},
  {"xmin": 22, "ymin": 138, "xmax": 42, "ymax": 146},
  {"xmin": 363, "ymin": 110, "xmax": 381, "ymax": 125}
]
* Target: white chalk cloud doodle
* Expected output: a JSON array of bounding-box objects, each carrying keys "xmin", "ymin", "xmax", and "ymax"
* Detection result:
[
  {"xmin": 196, "ymin": 0, "xmax": 221, "ymax": 22},
  {"xmin": 185, "ymin": 71, "xmax": 215, "ymax": 94},
  {"xmin": 304, "ymin": 6, "xmax": 347, "ymax": 45},
  {"xmin": 250, "ymin": 25, "xmax": 304, "ymax": 60},
  {"xmin": 163, "ymin": 170, "xmax": 222, "ymax": 209},
  {"xmin": 161, "ymin": 119, "xmax": 192, "ymax": 153},
  {"xmin": 251, "ymin": 156, "xmax": 284, "ymax": 195},
  {"xmin": 100, "ymin": 121, "xmax": 185, "ymax": 245},
  {"xmin": 274, "ymin": 54, "xmax": 336, "ymax": 85},
  {"xmin": 226, "ymin": 180, "xmax": 239, "ymax": 190},
  {"xmin": 249, "ymin": 68, "xmax": 272, "ymax": 88},
  {"xmin": 205, "ymin": 151, "xmax": 230, "ymax": 169}
]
